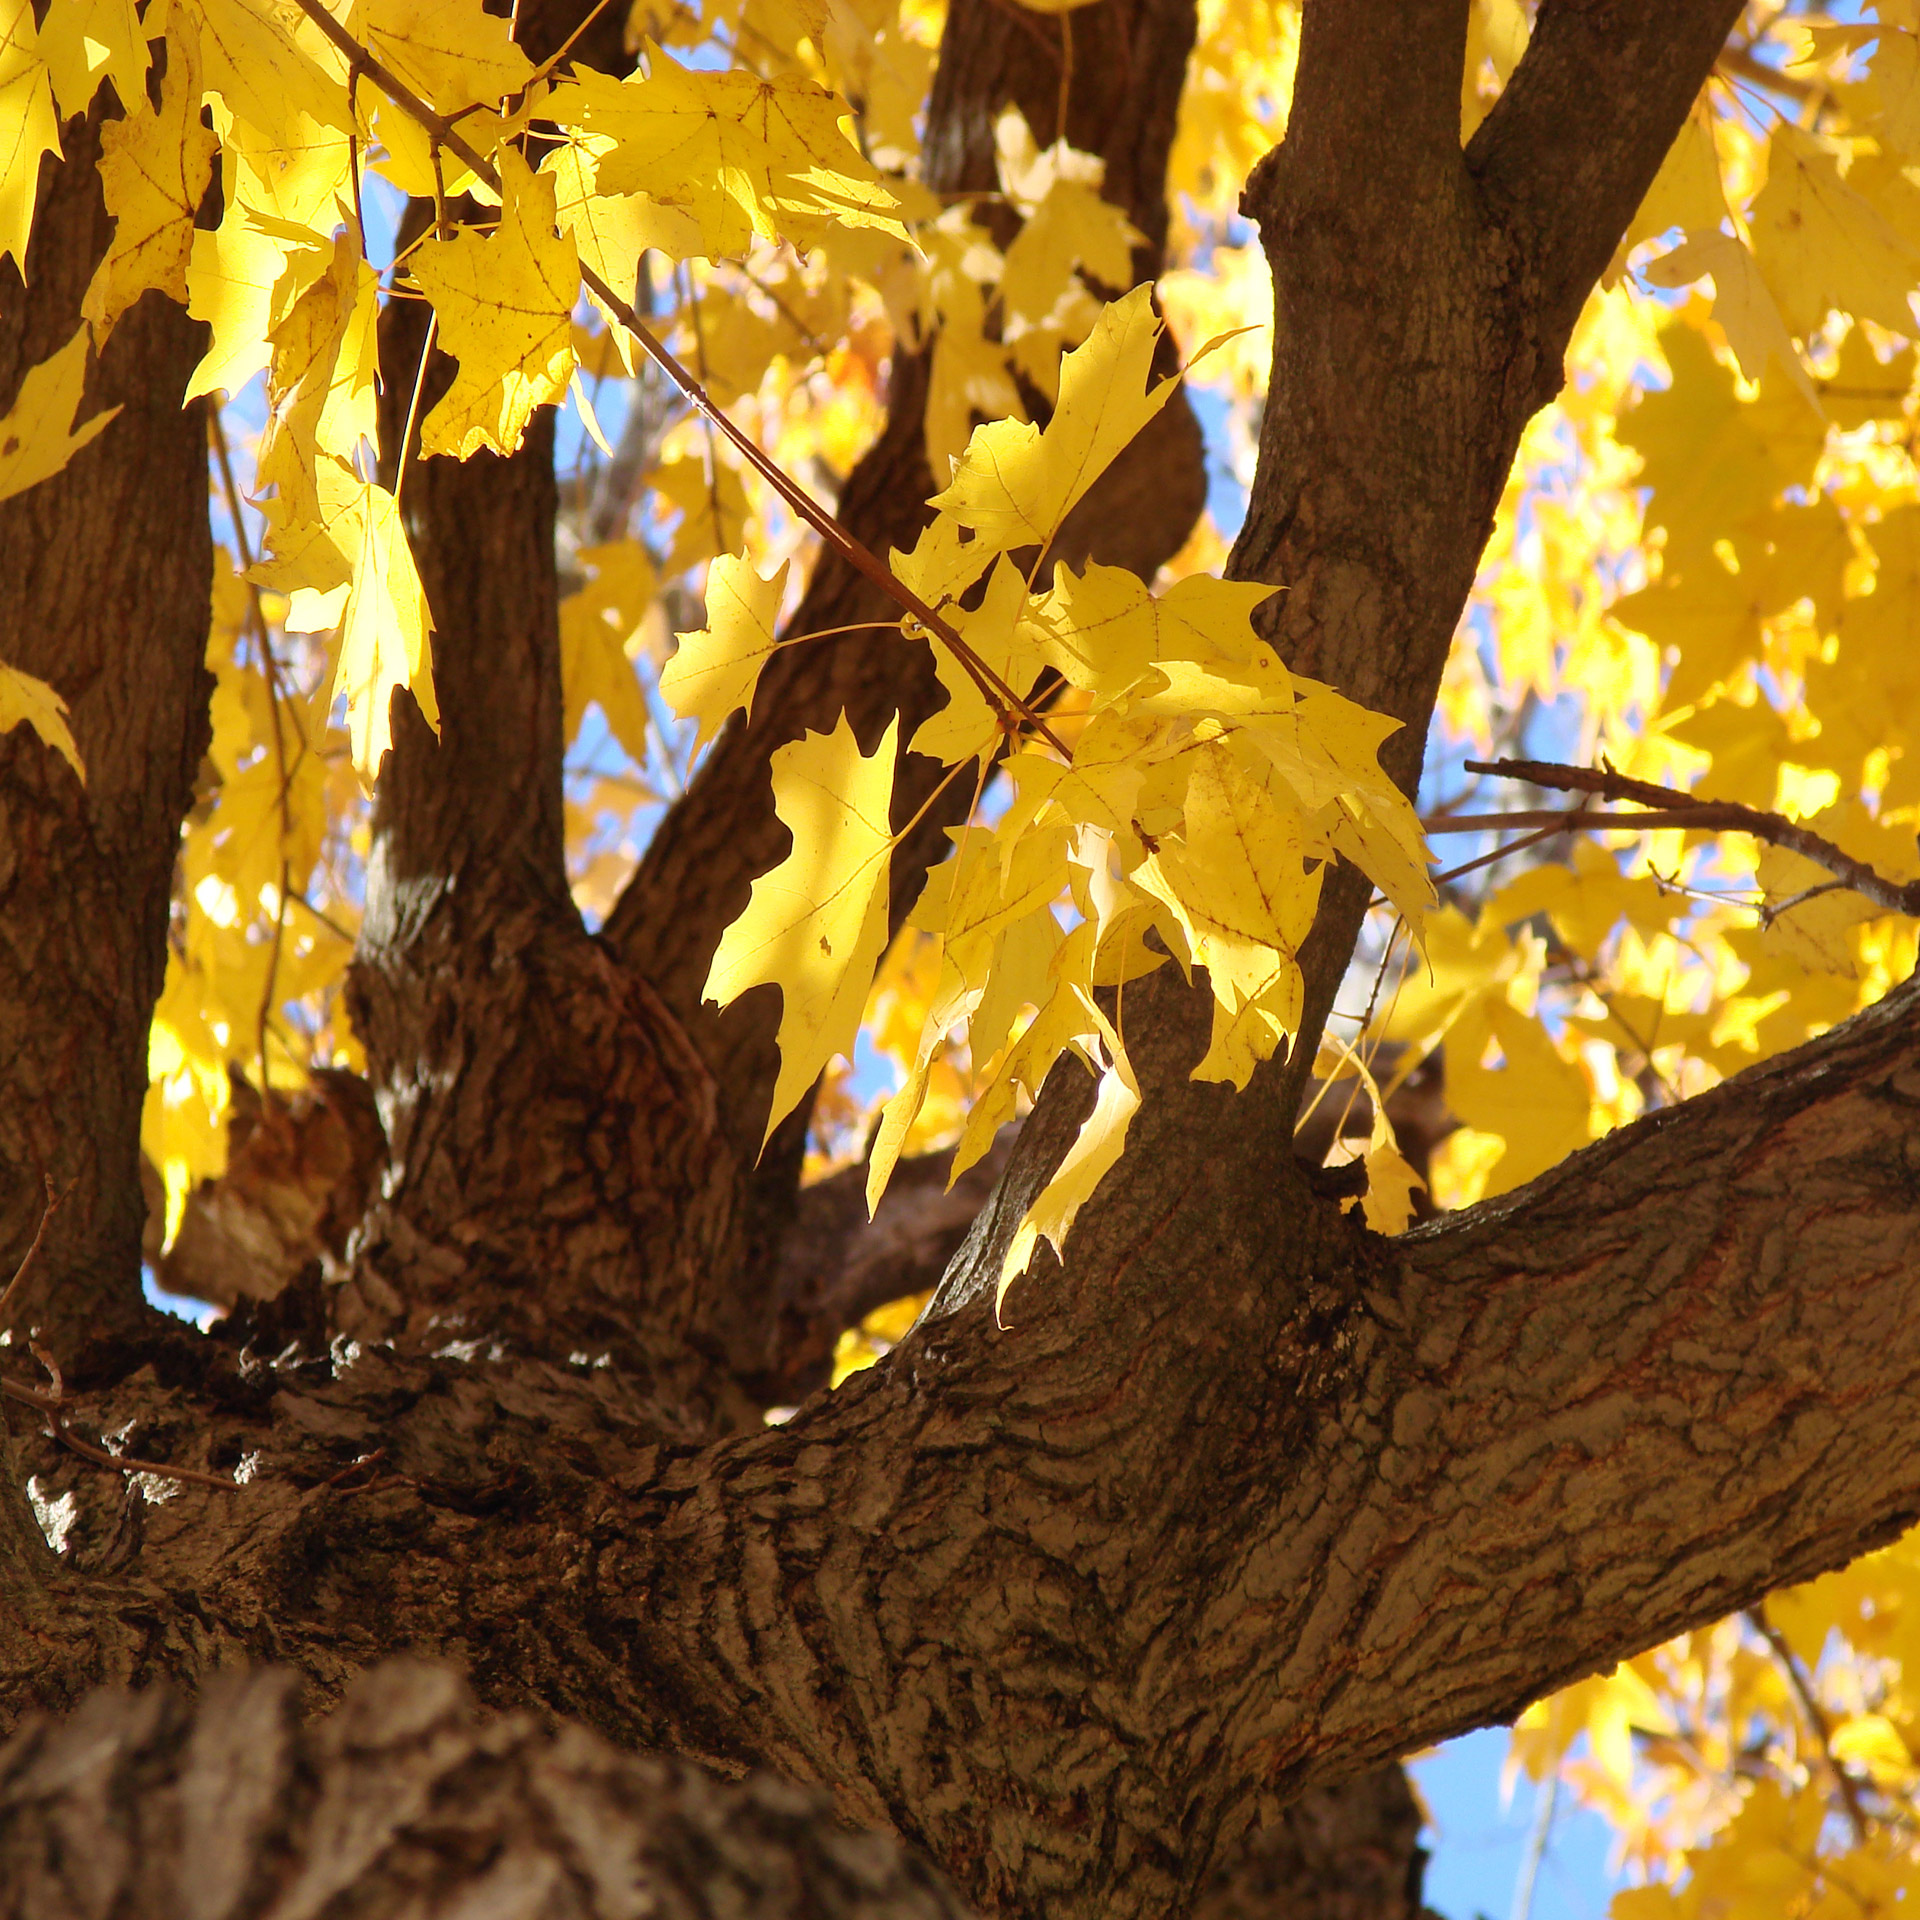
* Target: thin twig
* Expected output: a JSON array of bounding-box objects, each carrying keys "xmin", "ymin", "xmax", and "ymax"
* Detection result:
[
  {"xmin": 210, "ymin": 412, "xmax": 302, "ymax": 1090},
  {"xmin": 285, "ymin": 0, "xmax": 1067, "ymax": 755},
  {"xmin": 0, "ymin": 1373, "xmax": 240, "ymax": 1491},
  {"xmin": 1465, "ymin": 759, "xmax": 1920, "ymax": 919},
  {"xmin": 0, "ymin": 1178, "xmax": 65, "ymax": 1335},
  {"xmin": 1748, "ymin": 1604, "xmax": 1872, "ymax": 1846},
  {"xmin": 394, "ymin": 308, "xmax": 439, "ymax": 511}
]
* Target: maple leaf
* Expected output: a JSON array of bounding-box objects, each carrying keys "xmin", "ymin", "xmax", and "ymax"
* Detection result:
[
  {"xmin": 346, "ymin": 0, "xmax": 535, "ymax": 114},
  {"xmin": 1025, "ymin": 562, "xmax": 1272, "ymax": 693},
  {"xmin": 1001, "ymin": 1040, "xmax": 1139, "ymax": 1306},
  {"xmin": 37, "ymin": 0, "xmax": 147, "ymax": 119},
  {"xmin": 543, "ymin": 140, "xmax": 703, "ymax": 330},
  {"xmin": 0, "ymin": 0, "xmax": 60, "ymax": 273},
  {"xmin": 83, "ymin": 29, "xmax": 220, "ymax": 335},
  {"xmin": 411, "ymin": 148, "xmax": 580, "ymax": 459},
  {"xmin": 928, "ymin": 284, "xmax": 1176, "ymax": 555},
  {"xmin": 556, "ymin": 50, "xmax": 904, "ymax": 259},
  {"xmin": 705, "ymin": 713, "xmax": 900, "ymax": 1142},
  {"xmin": 0, "ymin": 662, "xmax": 84, "ymax": 781},
  {"xmin": 330, "ymin": 481, "xmax": 439, "ymax": 787},
  {"xmin": 1749, "ymin": 126, "xmax": 1920, "ymax": 339},
  {"xmin": 0, "ymin": 326, "xmax": 120, "ymax": 503},
  {"xmin": 991, "ymin": 110, "xmax": 1140, "ymax": 327},
  {"xmin": 560, "ymin": 541, "xmax": 656, "ymax": 762},
  {"xmin": 1132, "ymin": 746, "xmax": 1323, "ymax": 1086},
  {"xmin": 175, "ymin": 0, "xmax": 351, "ymax": 146},
  {"xmin": 254, "ymin": 230, "xmax": 380, "ymax": 527},
  {"xmin": 659, "ymin": 551, "xmax": 790, "ymax": 752},
  {"xmin": 1641, "ymin": 231, "xmax": 1817, "ymax": 408}
]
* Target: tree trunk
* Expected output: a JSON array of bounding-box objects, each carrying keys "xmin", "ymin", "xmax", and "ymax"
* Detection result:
[{"xmin": 0, "ymin": 107, "xmax": 211, "ymax": 1363}]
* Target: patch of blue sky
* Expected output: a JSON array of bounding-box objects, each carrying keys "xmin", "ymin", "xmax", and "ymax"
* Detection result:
[{"xmin": 1413, "ymin": 1725, "xmax": 1623, "ymax": 1920}]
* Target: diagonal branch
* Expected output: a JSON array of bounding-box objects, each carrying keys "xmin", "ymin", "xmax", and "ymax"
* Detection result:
[
  {"xmin": 287, "ymin": 0, "xmax": 1061, "ymax": 750},
  {"xmin": 1468, "ymin": 0, "xmax": 1749, "ymax": 345},
  {"xmin": 1467, "ymin": 757, "xmax": 1920, "ymax": 919}
]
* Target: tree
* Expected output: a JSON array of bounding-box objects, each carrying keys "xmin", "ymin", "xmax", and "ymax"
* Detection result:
[{"xmin": 4, "ymin": 0, "xmax": 1920, "ymax": 1914}]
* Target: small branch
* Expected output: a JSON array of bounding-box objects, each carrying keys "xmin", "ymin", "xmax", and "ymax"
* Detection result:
[
  {"xmin": 1464, "ymin": 760, "xmax": 1920, "ymax": 920},
  {"xmin": 1747, "ymin": 1604, "xmax": 1872, "ymax": 1847},
  {"xmin": 0, "ymin": 1371, "xmax": 241, "ymax": 1493},
  {"xmin": 0, "ymin": 1178, "xmax": 65, "ymax": 1336}
]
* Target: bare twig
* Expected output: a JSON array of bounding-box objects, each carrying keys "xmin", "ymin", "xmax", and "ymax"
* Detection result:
[
  {"xmin": 1748, "ymin": 1604, "xmax": 1872, "ymax": 1847},
  {"xmin": 0, "ymin": 1372, "xmax": 241, "ymax": 1492},
  {"xmin": 0, "ymin": 1178, "xmax": 66, "ymax": 1336},
  {"xmin": 285, "ymin": 0, "xmax": 1068, "ymax": 755},
  {"xmin": 1464, "ymin": 760, "xmax": 1920, "ymax": 919}
]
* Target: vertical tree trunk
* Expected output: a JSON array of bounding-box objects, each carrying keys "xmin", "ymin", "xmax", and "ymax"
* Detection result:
[
  {"xmin": 0, "ymin": 110, "xmax": 211, "ymax": 1363},
  {"xmin": 340, "ymin": 206, "xmax": 747, "ymax": 1426}
]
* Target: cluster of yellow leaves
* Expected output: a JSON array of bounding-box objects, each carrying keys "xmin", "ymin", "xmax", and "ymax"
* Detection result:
[{"xmin": 681, "ymin": 287, "xmax": 1432, "ymax": 1302}]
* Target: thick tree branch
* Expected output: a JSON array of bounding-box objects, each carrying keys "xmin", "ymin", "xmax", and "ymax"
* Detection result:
[
  {"xmin": 1469, "ymin": 0, "xmax": 1750, "ymax": 348},
  {"xmin": 3, "ymin": 968, "xmax": 1916, "ymax": 1916}
]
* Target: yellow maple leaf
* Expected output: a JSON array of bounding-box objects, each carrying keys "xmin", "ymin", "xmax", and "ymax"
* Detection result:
[
  {"xmin": 705, "ymin": 712, "xmax": 900, "ymax": 1143},
  {"xmin": 330, "ymin": 481, "xmax": 438, "ymax": 787},
  {"xmin": 82, "ymin": 28, "xmax": 219, "ymax": 334},
  {"xmin": 560, "ymin": 540, "xmax": 656, "ymax": 761},
  {"xmin": 908, "ymin": 556, "xmax": 1045, "ymax": 765},
  {"xmin": 1749, "ymin": 125, "xmax": 1920, "ymax": 338},
  {"xmin": 1000, "ymin": 177, "xmax": 1141, "ymax": 327},
  {"xmin": 543, "ymin": 140, "xmax": 703, "ymax": 340},
  {"xmin": 1026, "ymin": 561, "xmax": 1272, "ymax": 692},
  {"xmin": 1133, "ymin": 746, "xmax": 1322, "ymax": 1087},
  {"xmin": 658, "ymin": 551, "xmax": 789, "ymax": 752},
  {"xmin": 175, "ymin": 0, "xmax": 351, "ymax": 147},
  {"xmin": 37, "ymin": 0, "xmax": 147, "ymax": 119},
  {"xmin": 346, "ymin": 0, "xmax": 535, "ymax": 114},
  {"xmin": 0, "ymin": 0, "xmax": 60, "ymax": 274},
  {"xmin": 928, "ymin": 284, "xmax": 1176, "ymax": 555},
  {"xmin": 0, "ymin": 662, "xmax": 84, "ymax": 781},
  {"xmin": 0, "ymin": 325, "xmax": 120, "ymax": 503},
  {"xmin": 1002, "ymin": 1040, "xmax": 1139, "ymax": 1309},
  {"xmin": 411, "ymin": 149, "xmax": 579, "ymax": 459},
  {"xmin": 254, "ymin": 230, "xmax": 380, "ymax": 526},
  {"xmin": 1641, "ymin": 230, "xmax": 1817, "ymax": 408},
  {"xmin": 559, "ymin": 49, "xmax": 904, "ymax": 259}
]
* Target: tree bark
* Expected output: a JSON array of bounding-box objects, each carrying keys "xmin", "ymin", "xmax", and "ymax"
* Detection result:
[
  {"xmin": 4, "ymin": 959, "xmax": 1919, "ymax": 1914},
  {"xmin": 0, "ymin": 107, "xmax": 212, "ymax": 1362},
  {"xmin": 0, "ymin": 1660, "xmax": 977, "ymax": 1920}
]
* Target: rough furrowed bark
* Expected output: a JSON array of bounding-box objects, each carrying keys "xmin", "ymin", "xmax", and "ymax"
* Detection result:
[
  {"xmin": 603, "ymin": 0, "xmax": 1207, "ymax": 1390},
  {"xmin": 0, "ymin": 110, "xmax": 213, "ymax": 1363},
  {"xmin": 0, "ymin": 1660, "xmax": 979, "ymax": 1920},
  {"xmin": 4, "ymin": 959, "xmax": 1914, "ymax": 1916},
  {"xmin": 0, "ymin": 1660, "xmax": 1434, "ymax": 1920}
]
